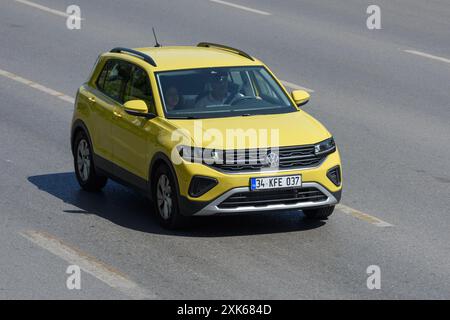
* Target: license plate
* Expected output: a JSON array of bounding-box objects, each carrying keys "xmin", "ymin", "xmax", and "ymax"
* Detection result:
[{"xmin": 250, "ymin": 175, "xmax": 302, "ymax": 191}]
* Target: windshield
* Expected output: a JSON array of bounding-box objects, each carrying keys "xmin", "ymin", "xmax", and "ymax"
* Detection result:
[{"xmin": 156, "ymin": 66, "xmax": 297, "ymax": 119}]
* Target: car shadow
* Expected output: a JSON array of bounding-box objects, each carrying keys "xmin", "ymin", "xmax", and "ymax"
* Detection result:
[{"xmin": 27, "ymin": 172, "xmax": 326, "ymax": 237}]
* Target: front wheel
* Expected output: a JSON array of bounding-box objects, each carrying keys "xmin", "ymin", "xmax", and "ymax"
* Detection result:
[
  {"xmin": 73, "ymin": 131, "xmax": 107, "ymax": 192},
  {"xmin": 302, "ymin": 206, "xmax": 335, "ymax": 220},
  {"xmin": 152, "ymin": 164, "xmax": 188, "ymax": 229}
]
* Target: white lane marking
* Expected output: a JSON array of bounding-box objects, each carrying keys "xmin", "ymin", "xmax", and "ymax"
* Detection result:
[
  {"xmin": 14, "ymin": 0, "xmax": 83, "ymax": 19},
  {"xmin": 209, "ymin": 0, "xmax": 271, "ymax": 16},
  {"xmin": 336, "ymin": 204, "xmax": 394, "ymax": 227},
  {"xmin": 280, "ymin": 80, "xmax": 315, "ymax": 93},
  {"xmin": 20, "ymin": 230, "xmax": 156, "ymax": 300},
  {"xmin": 403, "ymin": 49, "xmax": 450, "ymax": 65},
  {"xmin": 0, "ymin": 68, "xmax": 75, "ymax": 104}
]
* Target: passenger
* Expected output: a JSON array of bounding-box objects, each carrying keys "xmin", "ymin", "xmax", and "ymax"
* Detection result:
[
  {"xmin": 165, "ymin": 86, "xmax": 181, "ymax": 111},
  {"xmin": 195, "ymin": 72, "xmax": 231, "ymax": 107}
]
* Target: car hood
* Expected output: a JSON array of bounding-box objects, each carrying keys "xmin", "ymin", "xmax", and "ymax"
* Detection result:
[{"xmin": 168, "ymin": 111, "xmax": 332, "ymax": 149}]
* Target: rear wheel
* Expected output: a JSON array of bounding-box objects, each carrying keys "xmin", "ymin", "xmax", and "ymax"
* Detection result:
[
  {"xmin": 152, "ymin": 164, "xmax": 188, "ymax": 229},
  {"xmin": 302, "ymin": 206, "xmax": 335, "ymax": 220},
  {"xmin": 73, "ymin": 131, "xmax": 107, "ymax": 192}
]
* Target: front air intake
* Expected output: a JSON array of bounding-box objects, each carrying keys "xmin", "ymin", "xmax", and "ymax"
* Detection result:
[
  {"xmin": 188, "ymin": 176, "xmax": 218, "ymax": 198},
  {"xmin": 327, "ymin": 166, "xmax": 341, "ymax": 186}
]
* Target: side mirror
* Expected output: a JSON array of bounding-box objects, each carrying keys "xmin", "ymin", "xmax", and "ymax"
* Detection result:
[
  {"xmin": 291, "ymin": 90, "xmax": 310, "ymax": 106},
  {"xmin": 123, "ymin": 100, "xmax": 155, "ymax": 118}
]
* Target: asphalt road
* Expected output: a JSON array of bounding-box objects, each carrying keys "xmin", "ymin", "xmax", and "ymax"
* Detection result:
[{"xmin": 0, "ymin": 0, "xmax": 449, "ymax": 299}]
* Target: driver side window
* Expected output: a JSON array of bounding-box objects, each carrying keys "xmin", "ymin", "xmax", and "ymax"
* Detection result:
[{"xmin": 123, "ymin": 66, "xmax": 155, "ymax": 114}]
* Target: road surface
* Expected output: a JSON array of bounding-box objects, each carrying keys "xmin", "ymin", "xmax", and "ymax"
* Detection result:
[{"xmin": 0, "ymin": 0, "xmax": 449, "ymax": 299}]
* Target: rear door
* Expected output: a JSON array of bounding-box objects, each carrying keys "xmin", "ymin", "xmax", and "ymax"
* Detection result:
[{"xmin": 88, "ymin": 59, "xmax": 130, "ymax": 163}]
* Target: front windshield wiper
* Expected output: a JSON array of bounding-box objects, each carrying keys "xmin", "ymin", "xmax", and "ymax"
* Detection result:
[
  {"xmin": 167, "ymin": 115, "xmax": 200, "ymax": 120},
  {"xmin": 168, "ymin": 116, "xmax": 199, "ymax": 119}
]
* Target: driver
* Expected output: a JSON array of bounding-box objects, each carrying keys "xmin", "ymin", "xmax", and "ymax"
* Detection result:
[
  {"xmin": 195, "ymin": 71, "xmax": 235, "ymax": 107},
  {"xmin": 164, "ymin": 86, "xmax": 181, "ymax": 111}
]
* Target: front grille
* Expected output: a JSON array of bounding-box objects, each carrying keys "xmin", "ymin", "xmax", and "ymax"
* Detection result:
[
  {"xmin": 209, "ymin": 145, "xmax": 326, "ymax": 173},
  {"xmin": 218, "ymin": 187, "xmax": 328, "ymax": 209}
]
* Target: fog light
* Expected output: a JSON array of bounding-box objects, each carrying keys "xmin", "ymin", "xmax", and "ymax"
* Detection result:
[
  {"xmin": 189, "ymin": 176, "xmax": 218, "ymax": 197},
  {"xmin": 327, "ymin": 166, "xmax": 341, "ymax": 186}
]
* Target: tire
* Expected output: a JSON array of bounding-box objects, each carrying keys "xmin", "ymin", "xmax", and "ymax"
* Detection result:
[
  {"xmin": 302, "ymin": 206, "xmax": 335, "ymax": 220},
  {"xmin": 73, "ymin": 131, "xmax": 107, "ymax": 192},
  {"xmin": 152, "ymin": 164, "xmax": 188, "ymax": 229}
]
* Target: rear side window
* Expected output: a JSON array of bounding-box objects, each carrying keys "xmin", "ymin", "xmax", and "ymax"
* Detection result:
[
  {"xmin": 96, "ymin": 60, "xmax": 110, "ymax": 90},
  {"xmin": 96, "ymin": 60, "xmax": 132, "ymax": 103}
]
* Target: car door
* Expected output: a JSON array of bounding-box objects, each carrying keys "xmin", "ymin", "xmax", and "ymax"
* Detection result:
[
  {"xmin": 111, "ymin": 62, "xmax": 156, "ymax": 184},
  {"xmin": 89, "ymin": 59, "xmax": 129, "ymax": 163}
]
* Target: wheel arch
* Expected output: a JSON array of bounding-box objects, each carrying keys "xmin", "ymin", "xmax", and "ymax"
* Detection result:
[
  {"xmin": 149, "ymin": 152, "xmax": 181, "ymax": 200},
  {"xmin": 71, "ymin": 120, "xmax": 93, "ymax": 156}
]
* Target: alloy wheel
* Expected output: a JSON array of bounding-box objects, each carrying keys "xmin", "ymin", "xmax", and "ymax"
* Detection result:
[
  {"xmin": 77, "ymin": 139, "xmax": 91, "ymax": 182},
  {"xmin": 156, "ymin": 174, "xmax": 173, "ymax": 220}
]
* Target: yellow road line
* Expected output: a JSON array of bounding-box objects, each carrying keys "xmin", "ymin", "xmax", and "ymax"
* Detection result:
[
  {"xmin": 21, "ymin": 230, "xmax": 156, "ymax": 300},
  {"xmin": 336, "ymin": 204, "xmax": 394, "ymax": 227},
  {"xmin": 0, "ymin": 68, "xmax": 75, "ymax": 104}
]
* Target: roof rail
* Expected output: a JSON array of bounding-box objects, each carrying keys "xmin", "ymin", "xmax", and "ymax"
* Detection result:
[
  {"xmin": 110, "ymin": 47, "xmax": 157, "ymax": 67},
  {"xmin": 197, "ymin": 42, "xmax": 254, "ymax": 61}
]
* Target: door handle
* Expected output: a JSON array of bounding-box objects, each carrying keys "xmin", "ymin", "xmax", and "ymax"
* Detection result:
[
  {"xmin": 88, "ymin": 96, "xmax": 96, "ymax": 103},
  {"xmin": 113, "ymin": 111, "xmax": 122, "ymax": 118}
]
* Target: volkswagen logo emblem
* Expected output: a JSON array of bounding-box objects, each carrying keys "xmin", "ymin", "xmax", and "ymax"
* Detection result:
[{"xmin": 264, "ymin": 152, "xmax": 279, "ymax": 168}]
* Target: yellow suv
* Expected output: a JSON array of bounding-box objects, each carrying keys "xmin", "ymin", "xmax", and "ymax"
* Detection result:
[{"xmin": 71, "ymin": 43, "xmax": 342, "ymax": 228}]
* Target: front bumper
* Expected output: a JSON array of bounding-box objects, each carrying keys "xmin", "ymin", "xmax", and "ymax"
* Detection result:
[
  {"xmin": 175, "ymin": 149, "xmax": 343, "ymax": 216},
  {"xmin": 193, "ymin": 182, "xmax": 340, "ymax": 216}
]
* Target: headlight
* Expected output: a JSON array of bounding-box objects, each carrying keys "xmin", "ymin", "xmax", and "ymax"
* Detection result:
[
  {"xmin": 314, "ymin": 137, "xmax": 336, "ymax": 156},
  {"xmin": 177, "ymin": 145, "xmax": 223, "ymax": 164}
]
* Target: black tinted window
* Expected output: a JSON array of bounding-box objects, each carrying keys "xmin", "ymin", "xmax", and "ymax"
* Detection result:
[
  {"xmin": 96, "ymin": 60, "xmax": 110, "ymax": 90},
  {"xmin": 124, "ymin": 66, "xmax": 155, "ymax": 113},
  {"xmin": 100, "ymin": 60, "xmax": 132, "ymax": 103}
]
